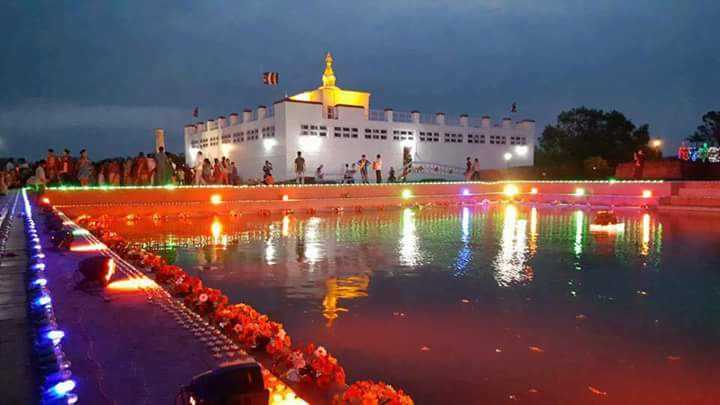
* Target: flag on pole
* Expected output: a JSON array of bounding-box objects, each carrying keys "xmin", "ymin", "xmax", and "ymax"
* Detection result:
[
  {"xmin": 511, "ymin": 102, "xmax": 517, "ymax": 113},
  {"xmin": 263, "ymin": 72, "xmax": 279, "ymax": 86},
  {"xmin": 192, "ymin": 106, "xmax": 199, "ymax": 117}
]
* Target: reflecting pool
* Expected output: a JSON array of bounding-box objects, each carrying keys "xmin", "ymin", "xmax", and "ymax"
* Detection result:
[{"xmin": 112, "ymin": 205, "xmax": 720, "ymax": 404}]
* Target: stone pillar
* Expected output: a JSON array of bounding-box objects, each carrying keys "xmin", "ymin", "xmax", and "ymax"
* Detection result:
[
  {"xmin": 207, "ymin": 119, "xmax": 215, "ymax": 130},
  {"xmin": 154, "ymin": 128, "xmax": 165, "ymax": 152},
  {"xmin": 460, "ymin": 114, "xmax": 469, "ymax": 127},
  {"xmin": 502, "ymin": 118, "xmax": 513, "ymax": 128},
  {"xmin": 384, "ymin": 108, "xmax": 394, "ymax": 122},
  {"xmin": 411, "ymin": 110, "xmax": 420, "ymax": 124},
  {"xmin": 217, "ymin": 116, "xmax": 226, "ymax": 129},
  {"xmin": 257, "ymin": 106, "xmax": 267, "ymax": 120},
  {"xmin": 435, "ymin": 112, "xmax": 445, "ymax": 125},
  {"xmin": 243, "ymin": 109, "xmax": 252, "ymax": 122},
  {"xmin": 229, "ymin": 113, "xmax": 239, "ymax": 126},
  {"xmin": 481, "ymin": 116, "xmax": 491, "ymax": 128},
  {"xmin": 183, "ymin": 124, "xmax": 195, "ymax": 137},
  {"xmin": 196, "ymin": 122, "xmax": 206, "ymax": 132}
]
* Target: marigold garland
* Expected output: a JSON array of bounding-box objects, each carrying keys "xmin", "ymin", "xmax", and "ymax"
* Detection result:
[{"xmin": 71, "ymin": 215, "xmax": 410, "ymax": 401}]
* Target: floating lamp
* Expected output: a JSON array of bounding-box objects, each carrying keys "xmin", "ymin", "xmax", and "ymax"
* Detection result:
[
  {"xmin": 401, "ymin": 189, "xmax": 413, "ymax": 200},
  {"xmin": 282, "ymin": 195, "xmax": 289, "ymax": 201},
  {"xmin": 642, "ymin": 190, "xmax": 652, "ymax": 198},
  {"xmin": 461, "ymin": 188, "xmax": 470, "ymax": 196},
  {"xmin": 503, "ymin": 184, "xmax": 519, "ymax": 198},
  {"xmin": 210, "ymin": 194, "xmax": 222, "ymax": 205},
  {"xmin": 530, "ymin": 187, "xmax": 538, "ymax": 195},
  {"xmin": 574, "ymin": 188, "xmax": 585, "ymax": 197}
]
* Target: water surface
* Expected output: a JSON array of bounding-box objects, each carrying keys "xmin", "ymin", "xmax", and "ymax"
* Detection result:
[{"xmin": 113, "ymin": 205, "xmax": 720, "ymax": 404}]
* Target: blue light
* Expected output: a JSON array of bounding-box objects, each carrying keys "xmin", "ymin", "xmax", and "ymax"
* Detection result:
[
  {"xmin": 33, "ymin": 253, "xmax": 46, "ymax": 259},
  {"xmin": 34, "ymin": 295, "xmax": 51, "ymax": 306},
  {"xmin": 462, "ymin": 188, "xmax": 471, "ymax": 196},
  {"xmin": 32, "ymin": 263, "xmax": 46, "ymax": 271},
  {"xmin": 47, "ymin": 330, "xmax": 65, "ymax": 344},
  {"xmin": 49, "ymin": 379, "xmax": 76, "ymax": 396},
  {"xmin": 33, "ymin": 278, "xmax": 48, "ymax": 287}
]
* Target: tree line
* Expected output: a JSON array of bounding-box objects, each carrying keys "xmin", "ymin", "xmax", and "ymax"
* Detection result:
[{"xmin": 534, "ymin": 107, "xmax": 719, "ymax": 179}]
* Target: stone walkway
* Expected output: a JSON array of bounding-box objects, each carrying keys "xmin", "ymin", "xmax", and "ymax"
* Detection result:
[
  {"xmin": 35, "ymin": 206, "xmax": 225, "ymax": 404},
  {"xmin": 0, "ymin": 191, "xmax": 36, "ymax": 404}
]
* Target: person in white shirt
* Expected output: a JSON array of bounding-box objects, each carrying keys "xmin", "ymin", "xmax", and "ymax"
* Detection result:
[
  {"xmin": 194, "ymin": 151, "xmax": 205, "ymax": 185},
  {"xmin": 28, "ymin": 160, "xmax": 48, "ymax": 192},
  {"xmin": 372, "ymin": 154, "xmax": 382, "ymax": 183}
]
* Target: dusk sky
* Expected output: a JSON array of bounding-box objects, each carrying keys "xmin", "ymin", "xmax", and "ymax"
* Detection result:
[{"xmin": 1, "ymin": 1, "xmax": 718, "ymax": 160}]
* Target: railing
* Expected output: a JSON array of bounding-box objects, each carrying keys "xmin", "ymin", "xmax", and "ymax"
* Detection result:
[
  {"xmin": 468, "ymin": 116, "xmax": 484, "ymax": 128},
  {"xmin": 393, "ymin": 111, "xmax": 413, "ymax": 123},
  {"xmin": 446, "ymin": 115, "xmax": 461, "ymax": 127},
  {"xmin": 368, "ymin": 109, "xmax": 386, "ymax": 121},
  {"xmin": 419, "ymin": 113, "xmax": 436, "ymax": 124},
  {"xmin": 410, "ymin": 161, "xmax": 466, "ymax": 180}
]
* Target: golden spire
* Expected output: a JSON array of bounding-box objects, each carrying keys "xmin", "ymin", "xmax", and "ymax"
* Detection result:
[{"xmin": 322, "ymin": 52, "xmax": 336, "ymax": 87}]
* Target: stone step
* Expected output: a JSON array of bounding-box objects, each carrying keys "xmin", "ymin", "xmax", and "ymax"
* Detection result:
[
  {"xmin": 667, "ymin": 196, "xmax": 720, "ymax": 207},
  {"xmin": 678, "ymin": 187, "xmax": 720, "ymax": 197}
]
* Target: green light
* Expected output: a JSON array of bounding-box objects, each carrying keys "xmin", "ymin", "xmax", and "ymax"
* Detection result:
[{"xmin": 72, "ymin": 229, "xmax": 91, "ymax": 236}]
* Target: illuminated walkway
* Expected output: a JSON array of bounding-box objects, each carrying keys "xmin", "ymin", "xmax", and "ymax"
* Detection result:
[{"xmin": 0, "ymin": 192, "xmax": 36, "ymax": 404}]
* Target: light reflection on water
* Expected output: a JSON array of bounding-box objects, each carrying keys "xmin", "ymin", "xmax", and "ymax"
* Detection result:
[
  {"xmin": 91, "ymin": 205, "xmax": 720, "ymax": 403},
  {"xmin": 121, "ymin": 204, "xmax": 667, "ymax": 317}
]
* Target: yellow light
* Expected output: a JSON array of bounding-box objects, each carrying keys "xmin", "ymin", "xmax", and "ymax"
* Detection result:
[
  {"xmin": 515, "ymin": 145, "xmax": 528, "ymax": 156},
  {"xmin": 70, "ymin": 243, "xmax": 105, "ymax": 252},
  {"xmin": 503, "ymin": 184, "xmax": 519, "ymax": 197},
  {"xmin": 107, "ymin": 277, "xmax": 158, "ymax": 291},
  {"xmin": 210, "ymin": 194, "xmax": 222, "ymax": 205},
  {"xmin": 574, "ymin": 188, "xmax": 585, "ymax": 197},
  {"xmin": 401, "ymin": 189, "xmax": 413, "ymax": 200},
  {"xmin": 651, "ymin": 139, "xmax": 662, "ymax": 148},
  {"xmin": 642, "ymin": 190, "xmax": 652, "ymax": 198},
  {"xmin": 503, "ymin": 153, "xmax": 512, "ymax": 161},
  {"xmin": 105, "ymin": 258, "xmax": 116, "ymax": 283},
  {"xmin": 530, "ymin": 187, "xmax": 538, "ymax": 194},
  {"xmin": 282, "ymin": 195, "xmax": 289, "ymax": 201},
  {"xmin": 211, "ymin": 220, "xmax": 223, "ymax": 240},
  {"xmin": 41, "ymin": 197, "xmax": 51, "ymax": 205}
]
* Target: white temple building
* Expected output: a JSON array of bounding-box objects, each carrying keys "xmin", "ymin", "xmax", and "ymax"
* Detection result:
[{"xmin": 183, "ymin": 53, "xmax": 535, "ymax": 181}]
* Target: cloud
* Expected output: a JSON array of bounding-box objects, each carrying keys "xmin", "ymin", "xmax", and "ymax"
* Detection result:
[{"xmin": 0, "ymin": 99, "xmax": 185, "ymax": 131}]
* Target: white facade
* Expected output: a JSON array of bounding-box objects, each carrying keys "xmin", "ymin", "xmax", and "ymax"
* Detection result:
[{"xmin": 183, "ymin": 55, "xmax": 535, "ymax": 182}]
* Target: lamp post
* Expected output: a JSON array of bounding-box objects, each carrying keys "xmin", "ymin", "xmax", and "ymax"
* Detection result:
[
  {"xmin": 651, "ymin": 139, "xmax": 662, "ymax": 159},
  {"xmin": 504, "ymin": 152, "xmax": 512, "ymax": 169}
]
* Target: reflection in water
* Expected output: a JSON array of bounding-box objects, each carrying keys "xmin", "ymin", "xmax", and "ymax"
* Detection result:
[
  {"xmin": 399, "ymin": 208, "xmax": 421, "ymax": 266},
  {"xmin": 304, "ymin": 217, "xmax": 323, "ymax": 265},
  {"xmin": 116, "ymin": 206, "xmax": 665, "ymax": 323},
  {"xmin": 453, "ymin": 207, "xmax": 473, "ymax": 276},
  {"xmin": 529, "ymin": 207, "xmax": 538, "ymax": 255},
  {"xmin": 493, "ymin": 205, "xmax": 532, "ymax": 287},
  {"xmin": 641, "ymin": 213, "xmax": 650, "ymax": 257},
  {"xmin": 321, "ymin": 274, "xmax": 370, "ymax": 327}
]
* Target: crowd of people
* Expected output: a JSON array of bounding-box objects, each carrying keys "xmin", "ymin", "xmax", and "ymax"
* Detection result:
[
  {"xmin": 0, "ymin": 147, "xmax": 205, "ymax": 194},
  {"xmin": 1, "ymin": 148, "xmax": 411, "ymax": 195}
]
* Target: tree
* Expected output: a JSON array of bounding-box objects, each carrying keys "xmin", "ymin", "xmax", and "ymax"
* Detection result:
[
  {"xmin": 583, "ymin": 156, "xmax": 611, "ymax": 178},
  {"xmin": 536, "ymin": 107, "xmax": 650, "ymax": 175},
  {"xmin": 687, "ymin": 111, "xmax": 720, "ymax": 145}
]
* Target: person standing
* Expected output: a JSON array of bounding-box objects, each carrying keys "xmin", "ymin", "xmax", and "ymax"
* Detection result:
[
  {"xmin": 315, "ymin": 165, "xmax": 324, "ymax": 182},
  {"xmin": 464, "ymin": 157, "xmax": 472, "ymax": 181},
  {"xmin": 29, "ymin": 160, "xmax": 48, "ymax": 192},
  {"xmin": 155, "ymin": 146, "xmax": 170, "ymax": 185},
  {"xmin": 194, "ymin": 151, "xmax": 204, "ymax": 185},
  {"xmin": 134, "ymin": 152, "xmax": 150, "ymax": 185},
  {"xmin": 147, "ymin": 153, "xmax": 157, "ymax": 185},
  {"xmin": 294, "ymin": 151, "xmax": 305, "ymax": 184},
  {"xmin": 388, "ymin": 166, "xmax": 396, "ymax": 183},
  {"xmin": 76, "ymin": 149, "xmax": 93, "ymax": 186},
  {"xmin": 472, "ymin": 158, "xmax": 481, "ymax": 181},
  {"xmin": 372, "ymin": 154, "xmax": 382, "ymax": 183},
  {"xmin": 358, "ymin": 154, "xmax": 370, "ymax": 184},
  {"xmin": 230, "ymin": 162, "xmax": 239, "ymax": 185},
  {"xmin": 59, "ymin": 149, "xmax": 74, "ymax": 184},
  {"xmin": 45, "ymin": 149, "xmax": 58, "ymax": 184}
]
